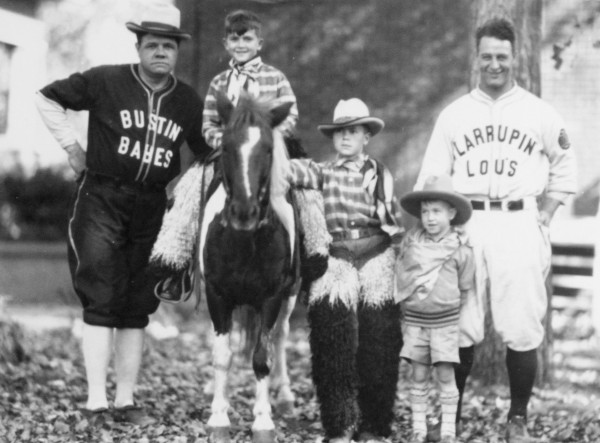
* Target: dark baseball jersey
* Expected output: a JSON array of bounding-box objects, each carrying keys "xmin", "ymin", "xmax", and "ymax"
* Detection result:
[{"xmin": 40, "ymin": 64, "xmax": 210, "ymax": 186}]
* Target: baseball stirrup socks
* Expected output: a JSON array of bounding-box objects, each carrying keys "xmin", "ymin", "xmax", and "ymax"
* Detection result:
[
  {"xmin": 506, "ymin": 347, "xmax": 538, "ymax": 419},
  {"xmin": 440, "ymin": 386, "xmax": 459, "ymax": 437},
  {"xmin": 410, "ymin": 381, "xmax": 429, "ymax": 434}
]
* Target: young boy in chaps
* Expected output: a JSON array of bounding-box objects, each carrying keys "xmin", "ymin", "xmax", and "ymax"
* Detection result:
[
  {"xmin": 202, "ymin": 9, "xmax": 298, "ymax": 149},
  {"xmin": 395, "ymin": 174, "xmax": 475, "ymax": 443},
  {"xmin": 289, "ymin": 98, "xmax": 404, "ymax": 443}
]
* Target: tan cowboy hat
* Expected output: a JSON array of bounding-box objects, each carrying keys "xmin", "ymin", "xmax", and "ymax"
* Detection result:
[
  {"xmin": 126, "ymin": 1, "xmax": 191, "ymax": 40},
  {"xmin": 318, "ymin": 98, "xmax": 385, "ymax": 137},
  {"xmin": 401, "ymin": 174, "xmax": 473, "ymax": 225}
]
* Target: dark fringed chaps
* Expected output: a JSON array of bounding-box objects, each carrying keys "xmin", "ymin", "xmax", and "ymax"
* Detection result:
[
  {"xmin": 309, "ymin": 298, "xmax": 402, "ymax": 438},
  {"xmin": 356, "ymin": 300, "xmax": 402, "ymax": 437},
  {"xmin": 309, "ymin": 298, "xmax": 359, "ymax": 438}
]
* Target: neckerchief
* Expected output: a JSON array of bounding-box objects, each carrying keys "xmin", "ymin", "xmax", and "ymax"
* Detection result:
[
  {"xmin": 227, "ymin": 56, "xmax": 262, "ymax": 104},
  {"xmin": 395, "ymin": 227, "xmax": 467, "ymax": 302}
]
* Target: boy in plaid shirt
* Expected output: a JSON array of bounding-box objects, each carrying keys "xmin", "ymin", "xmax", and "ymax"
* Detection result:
[
  {"xmin": 202, "ymin": 9, "xmax": 298, "ymax": 148},
  {"xmin": 289, "ymin": 98, "xmax": 404, "ymax": 443}
]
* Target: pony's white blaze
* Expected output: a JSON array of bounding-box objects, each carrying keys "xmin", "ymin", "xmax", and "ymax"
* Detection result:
[{"xmin": 240, "ymin": 127, "xmax": 261, "ymax": 198}]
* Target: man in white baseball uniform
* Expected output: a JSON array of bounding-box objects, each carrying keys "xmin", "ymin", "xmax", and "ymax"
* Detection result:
[{"xmin": 415, "ymin": 18, "xmax": 576, "ymax": 442}]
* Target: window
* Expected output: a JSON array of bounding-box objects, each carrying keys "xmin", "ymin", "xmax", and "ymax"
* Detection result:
[{"xmin": 0, "ymin": 43, "xmax": 14, "ymax": 134}]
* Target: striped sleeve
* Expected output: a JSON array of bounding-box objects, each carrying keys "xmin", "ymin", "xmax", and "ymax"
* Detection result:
[
  {"xmin": 288, "ymin": 158, "xmax": 323, "ymax": 190},
  {"xmin": 202, "ymin": 72, "xmax": 229, "ymax": 149},
  {"xmin": 273, "ymin": 72, "xmax": 298, "ymax": 135}
]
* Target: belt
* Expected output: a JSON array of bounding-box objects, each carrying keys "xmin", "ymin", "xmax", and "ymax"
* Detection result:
[
  {"xmin": 471, "ymin": 199, "xmax": 524, "ymax": 211},
  {"xmin": 86, "ymin": 171, "xmax": 166, "ymax": 193},
  {"xmin": 330, "ymin": 227, "xmax": 385, "ymax": 241}
]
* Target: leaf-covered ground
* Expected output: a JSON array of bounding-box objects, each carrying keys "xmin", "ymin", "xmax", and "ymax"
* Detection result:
[{"xmin": 1, "ymin": 307, "xmax": 600, "ymax": 443}]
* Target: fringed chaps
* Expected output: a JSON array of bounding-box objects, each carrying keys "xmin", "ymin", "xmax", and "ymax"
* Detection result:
[
  {"xmin": 148, "ymin": 161, "xmax": 213, "ymax": 275},
  {"xmin": 309, "ymin": 298, "xmax": 359, "ymax": 438},
  {"xmin": 356, "ymin": 300, "xmax": 402, "ymax": 437},
  {"xmin": 309, "ymin": 247, "xmax": 396, "ymax": 309},
  {"xmin": 148, "ymin": 162, "xmax": 330, "ymax": 278},
  {"xmin": 308, "ymin": 246, "xmax": 401, "ymax": 438},
  {"xmin": 292, "ymin": 188, "xmax": 331, "ymax": 257}
]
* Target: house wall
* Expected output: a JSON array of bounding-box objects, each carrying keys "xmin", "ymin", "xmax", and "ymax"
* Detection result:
[{"xmin": 0, "ymin": 7, "xmax": 53, "ymax": 174}]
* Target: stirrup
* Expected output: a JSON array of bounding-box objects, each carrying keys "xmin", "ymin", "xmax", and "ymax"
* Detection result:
[{"xmin": 154, "ymin": 266, "xmax": 194, "ymax": 304}]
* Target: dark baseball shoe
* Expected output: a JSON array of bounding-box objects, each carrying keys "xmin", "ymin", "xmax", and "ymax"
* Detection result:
[
  {"xmin": 113, "ymin": 404, "xmax": 155, "ymax": 427},
  {"xmin": 505, "ymin": 415, "xmax": 541, "ymax": 442}
]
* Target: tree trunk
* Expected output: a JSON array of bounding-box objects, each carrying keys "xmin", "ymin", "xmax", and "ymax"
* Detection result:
[{"xmin": 469, "ymin": 0, "xmax": 553, "ymax": 385}]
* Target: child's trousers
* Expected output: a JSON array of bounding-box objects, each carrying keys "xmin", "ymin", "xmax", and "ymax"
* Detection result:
[{"xmin": 307, "ymin": 245, "xmax": 402, "ymax": 438}]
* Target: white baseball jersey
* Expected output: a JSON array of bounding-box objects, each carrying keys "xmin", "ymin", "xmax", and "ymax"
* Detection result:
[{"xmin": 416, "ymin": 85, "xmax": 576, "ymax": 200}]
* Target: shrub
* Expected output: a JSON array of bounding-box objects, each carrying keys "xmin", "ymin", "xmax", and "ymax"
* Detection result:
[{"xmin": 0, "ymin": 169, "xmax": 75, "ymax": 241}]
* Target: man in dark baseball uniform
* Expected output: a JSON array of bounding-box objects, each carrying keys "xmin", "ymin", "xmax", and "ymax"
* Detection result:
[{"xmin": 35, "ymin": 2, "xmax": 209, "ymax": 425}]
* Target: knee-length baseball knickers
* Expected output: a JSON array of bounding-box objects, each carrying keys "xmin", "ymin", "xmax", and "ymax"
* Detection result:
[{"xmin": 67, "ymin": 173, "xmax": 167, "ymax": 329}]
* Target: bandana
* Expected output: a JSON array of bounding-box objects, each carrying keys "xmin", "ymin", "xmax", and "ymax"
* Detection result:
[{"xmin": 226, "ymin": 56, "xmax": 262, "ymax": 104}]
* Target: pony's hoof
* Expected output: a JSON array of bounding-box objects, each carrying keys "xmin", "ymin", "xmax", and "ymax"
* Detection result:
[
  {"xmin": 276, "ymin": 399, "xmax": 295, "ymax": 416},
  {"xmin": 252, "ymin": 429, "xmax": 277, "ymax": 443},
  {"xmin": 208, "ymin": 426, "xmax": 231, "ymax": 443}
]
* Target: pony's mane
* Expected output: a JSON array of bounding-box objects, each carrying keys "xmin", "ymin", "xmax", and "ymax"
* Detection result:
[
  {"xmin": 229, "ymin": 94, "xmax": 291, "ymax": 199},
  {"xmin": 230, "ymin": 94, "xmax": 271, "ymax": 129}
]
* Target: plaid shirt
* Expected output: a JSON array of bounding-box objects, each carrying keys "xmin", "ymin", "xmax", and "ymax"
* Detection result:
[
  {"xmin": 289, "ymin": 154, "xmax": 404, "ymax": 240},
  {"xmin": 202, "ymin": 57, "xmax": 298, "ymax": 149}
]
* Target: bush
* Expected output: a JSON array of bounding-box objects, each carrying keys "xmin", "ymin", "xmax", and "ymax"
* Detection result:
[{"xmin": 0, "ymin": 168, "xmax": 75, "ymax": 241}]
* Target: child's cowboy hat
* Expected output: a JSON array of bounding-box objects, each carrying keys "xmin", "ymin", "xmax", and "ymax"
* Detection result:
[
  {"xmin": 126, "ymin": 1, "xmax": 191, "ymax": 40},
  {"xmin": 318, "ymin": 98, "xmax": 384, "ymax": 137},
  {"xmin": 401, "ymin": 174, "xmax": 473, "ymax": 225}
]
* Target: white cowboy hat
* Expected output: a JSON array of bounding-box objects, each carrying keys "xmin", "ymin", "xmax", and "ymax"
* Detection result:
[
  {"xmin": 401, "ymin": 174, "xmax": 473, "ymax": 225},
  {"xmin": 126, "ymin": 1, "xmax": 191, "ymax": 40},
  {"xmin": 318, "ymin": 98, "xmax": 385, "ymax": 137}
]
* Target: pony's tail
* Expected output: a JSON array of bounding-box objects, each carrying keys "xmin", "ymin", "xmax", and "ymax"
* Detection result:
[{"xmin": 233, "ymin": 305, "xmax": 258, "ymax": 361}]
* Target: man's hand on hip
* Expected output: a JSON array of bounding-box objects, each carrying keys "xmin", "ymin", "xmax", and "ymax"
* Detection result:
[{"xmin": 64, "ymin": 142, "xmax": 87, "ymax": 175}]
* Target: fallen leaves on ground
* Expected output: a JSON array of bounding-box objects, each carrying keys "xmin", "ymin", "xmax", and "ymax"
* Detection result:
[{"xmin": 1, "ymin": 312, "xmax": 600, "ymax": 442}]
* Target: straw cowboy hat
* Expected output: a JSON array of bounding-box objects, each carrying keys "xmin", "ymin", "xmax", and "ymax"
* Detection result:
[
  {"xmin": 318, "ymin": 98, "xmax": 385, "ymax": 137},
  {"xmin": 401, "ymin": 174, "xmax": 473, "ymax": 225},
  {"xmin": 126, "ymin": 1, "xmax": 191, "ymax": 40}
]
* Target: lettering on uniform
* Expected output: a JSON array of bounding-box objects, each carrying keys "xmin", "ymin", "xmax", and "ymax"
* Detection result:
[
  {"xmin": 120, "ymin": 110, "xmax": 146, "ymax": 129},
  {"xmin": 453, "ymin": 125, "xmax": 537, "ymax": 156},
  {"xmin": 116, "ymin": 136, "xmax": 172, "ymax": 168},
  {"xmin": 120, "ymin": 109, "xmax": 182, "ymax": 141},
  {"xmin": 467, "ymin": 159, "xmax": 518, "ymax": 177}
]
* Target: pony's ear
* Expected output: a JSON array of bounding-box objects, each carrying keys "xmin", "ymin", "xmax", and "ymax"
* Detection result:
[
  {"xmin": 216, "ymin": 91, "xmax": 234, "ymax": 125},
  {"xmin": 269, "ymin": 101, "xmax": 293, "ymax": 128}
]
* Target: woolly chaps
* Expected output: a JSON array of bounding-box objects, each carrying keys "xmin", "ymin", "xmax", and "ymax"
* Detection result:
[{"xmin": 308, "ymin": 247, "xmax": 402, "ymax": 438}]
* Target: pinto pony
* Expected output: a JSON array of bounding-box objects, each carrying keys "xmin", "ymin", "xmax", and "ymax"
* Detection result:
[{"xmin": 200, "ymin": 93, "xmax": 300, "ymax": 443}]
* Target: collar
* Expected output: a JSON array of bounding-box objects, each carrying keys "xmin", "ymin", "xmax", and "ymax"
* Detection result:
[
  {"xmin": 415, "ymin": 225, "xmax": 469, "ymax": 245},
  {"xmin": 333, "ymin": 153, "xmax": 369, "ymax": 171},
  {"xmin": 229, "ymin": 56, "xmax": 263, "ymax": 74},
  {"xmin": 131, "ymin": 64, "xmax": 175, "ymax": 93},
  {"xmin": 472, "ymin": 82, "xmax": 521, "ymax": 103}
]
